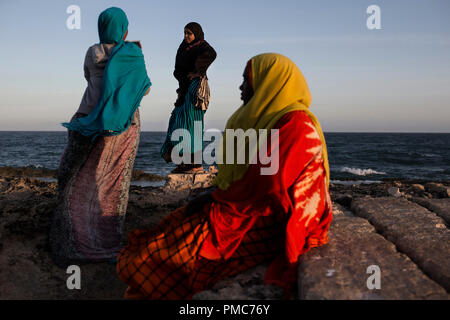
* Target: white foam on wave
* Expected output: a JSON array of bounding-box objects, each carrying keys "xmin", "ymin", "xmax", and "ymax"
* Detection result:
[
  {"xmin": 339, "ymin": 167, "xmax": 386, "ymax": 176},
  {"xmin": 27, "ymin": 164, "xmax": 43, "ymax": 168},
  {"xmin": 424, "ymin": 153, "xmax": 440, "ymax": 158}
]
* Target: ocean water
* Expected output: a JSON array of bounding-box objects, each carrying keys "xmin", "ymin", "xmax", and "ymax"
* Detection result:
[{"xmin": 0, "ymin": 131, "xmax": 449, "ymax": 182}]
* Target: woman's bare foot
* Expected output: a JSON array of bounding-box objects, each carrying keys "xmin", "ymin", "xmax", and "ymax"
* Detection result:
[{"xmin": 185, "ymin": 166, "xmax": 204, "ymax": 174}]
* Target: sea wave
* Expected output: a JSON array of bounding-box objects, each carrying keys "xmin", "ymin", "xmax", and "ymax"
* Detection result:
[
  {"xmin": 25, "ymin": 164, "xmax": 44, "ymax": 169},
  {"xmin": 339, "ymin": 167, "xmax": 386, "ymax": 176},
  {"xmin": 331, "ymin": 180, "xmax": 382, "ymax": 185},
  {"xmin": 424, "ymin": 153, "xmax": 441, "ymax": 158}
]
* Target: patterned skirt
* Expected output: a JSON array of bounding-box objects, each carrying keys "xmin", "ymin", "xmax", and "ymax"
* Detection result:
[
  {"xmin": 49, "ymin": 109, "xmax": 141, "ymax": 266},
  {"xmin": 160, "ymin": 79, "xmax": 206, "ymax": 161},
  {"xmin": 116, "ymin": 206, "xmax": 284, "ymax": 300}
]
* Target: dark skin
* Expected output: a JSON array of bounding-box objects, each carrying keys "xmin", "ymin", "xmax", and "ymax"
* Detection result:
[
  {"xmin": 173, "ymin": 28, "xmax": 199, "ymax": 107},
  {"xmin": 184, "ymin": 65, "xmax": 255, "ymax": 216},
  {"xmin": 184, "ymin": 28, "xmax": 199, "ymax": 81},
  {"xmin": 184, "ymin": 187, "xmax": 216, "ymax": 216},
  {"xmin": 184, "ymin": 28, "xmax": 195, "ymax": 44},
  {"xmin": 239, "ymin": 65, "xmax": 254, "ymax": 105}
]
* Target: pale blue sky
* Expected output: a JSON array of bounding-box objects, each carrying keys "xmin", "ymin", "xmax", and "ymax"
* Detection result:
[{"xmin": 0, "ymin": 0, "xmax": 449, "ymax": 132}]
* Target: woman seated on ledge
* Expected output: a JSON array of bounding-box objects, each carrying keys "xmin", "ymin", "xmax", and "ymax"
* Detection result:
[{"xmin": 116, "ymin": 53, "xmax": 333, "ymax": 299}]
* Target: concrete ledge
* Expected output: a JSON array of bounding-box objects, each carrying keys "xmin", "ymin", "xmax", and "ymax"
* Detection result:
[
  {"xmin": 410, "ymin": 197, "xmax": 450, "ymax": 225},
  {"xmin": 298, "ymin": 214, "xmax": 448, "ymax": 299},
  {"xmin": 351, "ymin": 197, "xmax": 450, "ymax": 292}
]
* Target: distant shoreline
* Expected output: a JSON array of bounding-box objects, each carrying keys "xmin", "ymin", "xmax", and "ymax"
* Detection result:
[{"xmin": 0, "ymin": 166, "xmax": 166, "ymax": 182}]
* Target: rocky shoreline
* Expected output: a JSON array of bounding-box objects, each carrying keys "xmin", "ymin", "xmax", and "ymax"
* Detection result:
[
  {"xmin": 0, "ymin": 166, "xmax": 448, "ymax": 299},
  {"xmin": 0, "ymin": 166, "xmax": 166, "ymax": 182}
]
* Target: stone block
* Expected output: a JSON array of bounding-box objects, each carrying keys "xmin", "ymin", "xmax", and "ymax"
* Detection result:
[
  {"xmin": 298, "ymin": 214, "xmax": 448, "ymax": 299},
  {"xmin": 351, "ymin": 197, "xmax": 450, "ymax": 291},
  {"xmin": 411, "ymin": 197, "xmax": 450, "ymax": 225}
]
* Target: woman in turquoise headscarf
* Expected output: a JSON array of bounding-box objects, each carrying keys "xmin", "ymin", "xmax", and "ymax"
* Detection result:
[{"xmin": 50, "ymin": 7, "xmax": 152, "ymax": 266}]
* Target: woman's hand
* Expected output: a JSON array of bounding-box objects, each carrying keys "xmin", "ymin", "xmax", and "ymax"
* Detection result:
[
  {"xmin": 187, "ymin": 73, "xmax": 200, "ymax": 81},
  {"xmin": 184, "ymin": 190, "xmax": 214, "ymax": 216},
  {"xmin": 174, "ymin": 92, "xmax": 184, "ymax": 107}
]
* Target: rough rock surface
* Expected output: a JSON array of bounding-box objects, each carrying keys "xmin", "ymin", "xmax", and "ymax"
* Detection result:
[
  {"xmin": 193, "ymin": 264, "xmax": 285, "ymax": 300},
  {"xmin": 387, "ymin": 187, "xmax": 402, "ymax": 198},
  {"xmin": 0, "ymin": 177, "xmax": 127, "ymax": 299},
  {"xmin": 165, "ymin": 167, "xmax": 217, "ymax": 191},
  {"xmin": 0, "ymin": 166, "xmax": 165, "ymax": 182},
  {"xmin": 0, "ymin": 177, "xmax": 189, "ymax": 299},
  {"xmin": 297, "ymin": 214, "xmax": 448, "ymax": 299},
  {"xmin": 1, "ymin": 171, "xmax": 449, "ymax": 300},
  {"xmin": 410, "ymin": 197, "xmax": 450, "ymax": 225},
  {"xmin": 351, "ymin": 197, "xmax": 450, "ymax": 291},
  {"xmin": 424, "ymin": 183, "xmax": 450, "ymax": 198}
]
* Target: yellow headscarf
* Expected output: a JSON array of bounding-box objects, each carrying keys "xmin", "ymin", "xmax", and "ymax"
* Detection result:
[{"xmin": 213, "ymin": 53, "xmax": 330, "ymax": 190}]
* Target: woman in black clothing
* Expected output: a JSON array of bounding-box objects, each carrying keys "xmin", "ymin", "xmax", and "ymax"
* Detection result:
[{"xmin": 161, "ymin": 22, "xmax": 217, "ymax": 173}]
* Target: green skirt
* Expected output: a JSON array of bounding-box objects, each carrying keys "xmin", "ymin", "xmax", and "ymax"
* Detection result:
[{"xmin": 160, "ymin": 79, "xmax": 205, "ymax": 162}]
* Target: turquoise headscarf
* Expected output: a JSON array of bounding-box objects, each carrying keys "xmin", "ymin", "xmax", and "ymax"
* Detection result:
[{"xmin": 62, "ymin": 7, "xmax": 152, "ymax": 140}]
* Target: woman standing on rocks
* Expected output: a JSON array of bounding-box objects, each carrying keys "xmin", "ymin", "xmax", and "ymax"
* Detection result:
[
  {"xmin": 116, "ymin": 53, "xmax": 332, "ymax": 299},
  {"xmin": 50, "ymin": 7, "xmax": 151, "ymax": 266},
  {"xmin": 160, "ymin": 22, "xmax": 216, "ymax": 174}
]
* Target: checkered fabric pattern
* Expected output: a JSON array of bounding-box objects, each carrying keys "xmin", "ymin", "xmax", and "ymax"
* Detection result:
[{"xmin": 116, "ymin": 206, "xmax": 284, "ymax": 300}]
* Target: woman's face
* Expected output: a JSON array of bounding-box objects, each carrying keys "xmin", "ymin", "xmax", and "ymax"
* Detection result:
[
  {"xmin": 184, "ymin": 28, "xmax": 195, "ymax": 44},
  {"xmin": 239, "ymin": 68, "xmax": 254, "ymax": 105}
]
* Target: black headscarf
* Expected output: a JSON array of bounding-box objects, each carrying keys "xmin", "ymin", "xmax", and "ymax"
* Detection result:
[
  {"xmin": 184, "ymin": 22, "xmax": 204, "ymax": 42},
  {"xmin": 174, "ymin": 21, "xmax": 216, "ymax": 99}
]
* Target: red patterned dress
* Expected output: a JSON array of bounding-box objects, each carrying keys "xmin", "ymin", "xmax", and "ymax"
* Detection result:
[{"xmin": 116, "ymin": 110, "xmax": 333, "ymax": 299}]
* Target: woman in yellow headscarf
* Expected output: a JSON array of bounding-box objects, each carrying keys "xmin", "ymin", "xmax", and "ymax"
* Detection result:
[{"xmin": 116, "ymin": 53, "xmax": 333, "ymax": 299}]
